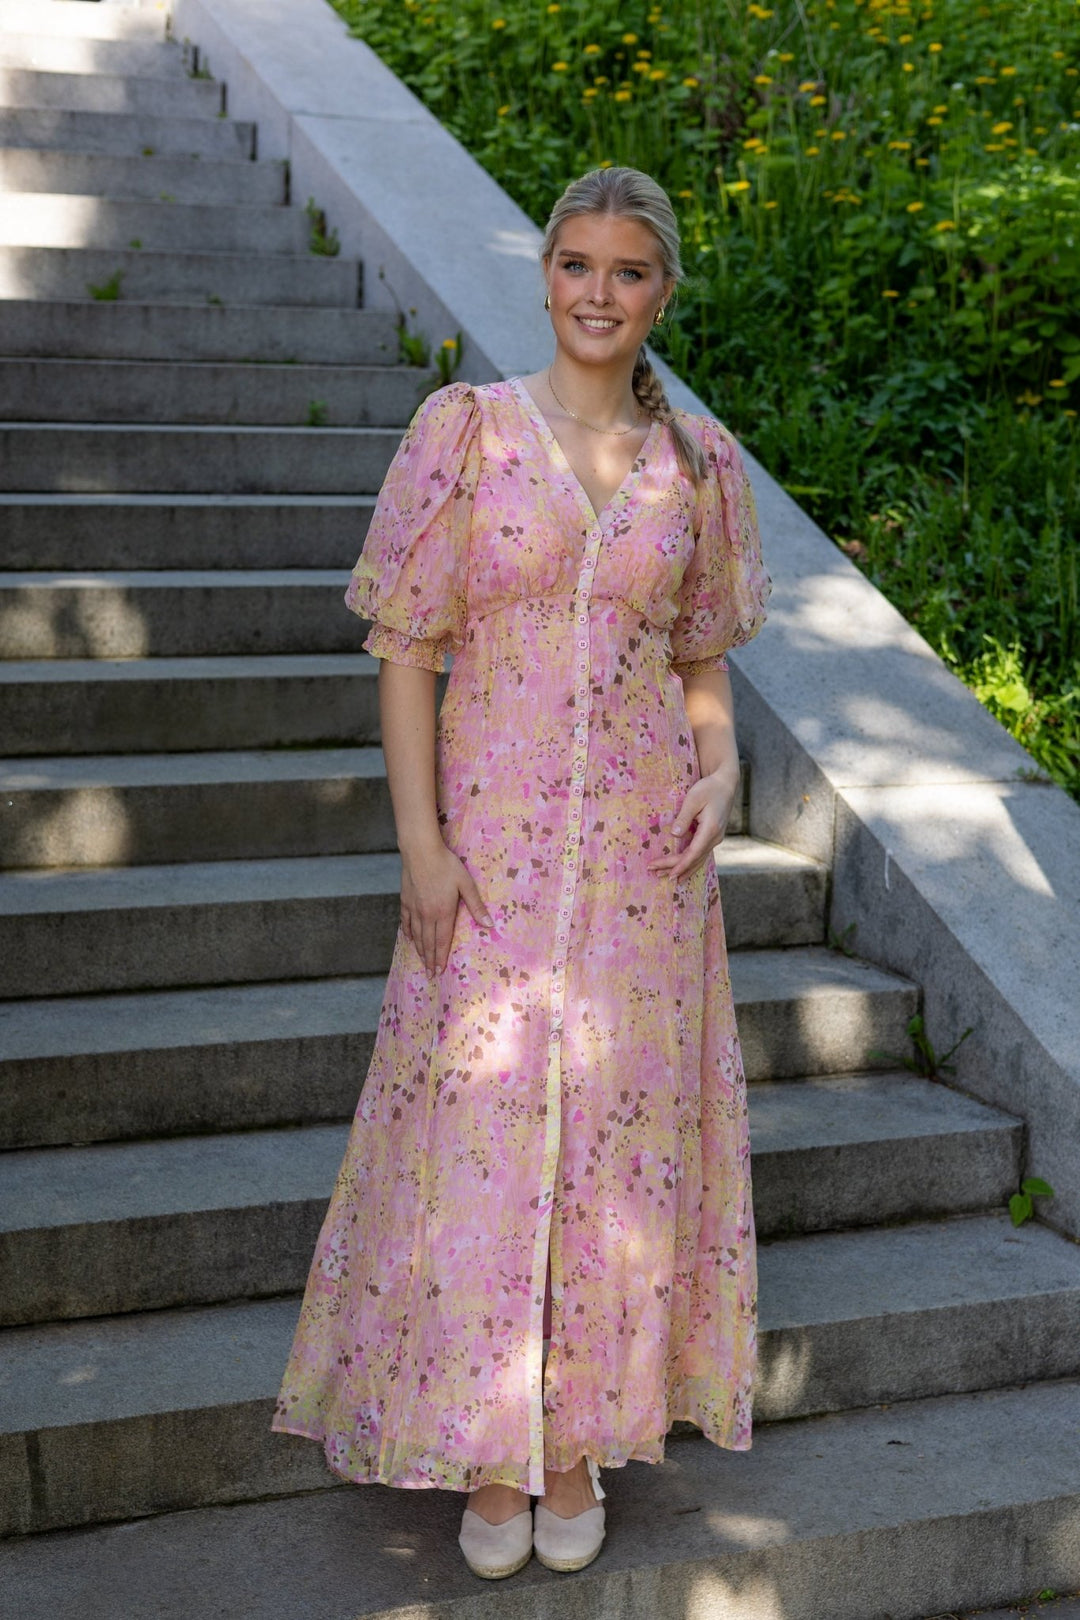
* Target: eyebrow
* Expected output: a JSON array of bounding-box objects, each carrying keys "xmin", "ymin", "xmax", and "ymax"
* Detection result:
[{"xmin": 555, "ymin": 249, "xmax": 656, "ymax": 268}]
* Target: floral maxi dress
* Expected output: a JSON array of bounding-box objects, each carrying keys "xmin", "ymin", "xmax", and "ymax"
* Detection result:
[{"xmin": 272, "ymin": 377, "xmax": 771, "ymax": 1496}]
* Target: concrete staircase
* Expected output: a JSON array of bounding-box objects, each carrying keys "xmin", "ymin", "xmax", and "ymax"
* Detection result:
[{"xmin": 2, "ymin": 6, "xmax": 1080, "ymax": 1617}]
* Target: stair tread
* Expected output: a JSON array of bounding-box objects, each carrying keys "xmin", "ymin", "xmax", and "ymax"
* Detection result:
[
  {"xmin": 0, "ymin": 837, "xmax": 814, "ymax": 911},
  {"xmin": 0, "ymin": 653, "xmax": 379, "ymax": 682},
  {"xmin": 6, "ymin": 1376, "xmax": 1080, "ymax": 1620},
  {"xmin": 0, "ymin": 745, "xmax": 387, "ymax": 790},
  {"xmin": 0, "ymin": 491, "xmax": 377, "ymax": 507},
  {"xmin": 0, "ymin": 568, "xmax": 352, "ymax": 585},
  {"xmin": 0, "ymin": 948, "xmax": 913, "ymax": 1062},
  {"xmin": 0, "ymin": 1077, "xmax": 1020, "ymax": 1233},
  {"xmin": 3, "ymin": 1213, "xmax": 1076, "ymax": 1431}
]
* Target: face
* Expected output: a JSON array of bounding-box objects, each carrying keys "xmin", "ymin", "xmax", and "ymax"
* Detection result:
[{"xmin": 544, "ymin": 212, "xmax": 673, "ymax": 367}]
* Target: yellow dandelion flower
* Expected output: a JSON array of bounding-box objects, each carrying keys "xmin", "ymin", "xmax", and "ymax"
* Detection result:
[
  {"xmin": 778, "ymin": 52, "xmax": 794, "ymax": 62},
  {"xmin": 983, "ymin": 142, "xmax": 1004, "ymax": 151},
  {"xmin": 1024, "ymin": 146, "xmax": 1038, "ymax": 155},
  {"xmin": 916, "ymin": 157, "xmax": 930, "ymax": 166},
  {"xmin": 831, "ymin": 129, "xmax": 847, "ymax": 140},
  {"xmin": 799, "ymin": 79, "xmax": 818, "ymax": 92},
  {"xmin": 754, "ymin": 74, "xmax": 773, "ymax": 86},
  {"xmin": 583, "ymin": 43, "xmax": 601, "ymax": 55},
  {"xmin": 728, "ymin": 180, "xmax": 752, "ymax": 192},
  {"xmin": 546, "ymin": 3, "xmax": 559, "ymax": 10},
  {"xmin": 1000, "ymin": 65, "xmax": 1017, "ymax": 76},
  {"xmin": 1067, "ymin": 67, "xmax": 1080, "ymax": 77},
  {"xmin": 889, "ymin": 139, "xmax": 912, "ymax": 149},
  {"xmin": 678, "ymin": 188, "xmax": 693, "ymax": 198},
  {"xmin": 906, "ymin": 200, "xmax": 925, "ymax": 212},
  {"xmin": 492, "ymin": 17, "xmax": 506, "ymax": 28},
  {"xmin": 902, "ymin": 62, "xmax": 915, "ymax": 72},
  {"xmin": 928, "ymin": 42, "xmax": 942, "ymax": 52},
  {"xmin": 743, "ymin": 136, "xmax": 762, "ymax": 147},
  {"xmin": 441, "ymin": 338, "xmax": 457, "ymax": 350},
  {"xmin": 582, "ymin": 87, "xmax": 598, "ymax": 98},
  {"xmin": 683, "ymin": 76, "xmax": 700, "ymax": 88},
  {"xmin": 599, "ymin": 159, "xmax": 613, "ymax": 169},
  {"xmin": 1052, "ymin": 50, "xmax": 1066, "ymax": 59},
  {"xmin": 1066, "ymin": 409, "xmax": 1078, "ymax": 418},
  {"xmin": 933, "ymin": 103, "xmax": 948, "ymax": 113},
  {"xmin": 1034, "ymin": 126, "xmax": 1047, "ymax": 133},
  {"xmin": 927, "ymin": 116, "xmax": 943, "ymax": 125},
  {"xmin": 636, "ymin": 48, "xmax": 652, "ymax": 58},
  {"xmin": 632, "ymin": 62, "xmax": 650, "ymax": 73},
  {"xmin": 933, "ymin": 219, "xmax": 956, "ymax": 230},
  {"xmin": 815, "ymin": 126, "xmax": 827, "ymax": 136},
  {"xmin": 1049, "ymin": 379, "xmax": 1067, "ymax": 388},
  {"xmin": 882, "ymin": 289, "xmax": 900, "ymax": 297},
  {"xmin": 552, "ymin": 61, "xmax": 568, "ymax": 72},
  {"xmin": 764, "ymin": 199, "xmax": 779, "ymax": 209},
  {"xmin": 805, "ymin": 145, "xmax": 820, "ymax": 154},
  {"xmin": 1016, "ymin": 389, "xmax": 1042, "ymax": 406},
  {"xmin": 649, "ymin": 68, "xmax": 667, "ymax": 79},
  {"xmin": 614, "ymin": 89, "xmax": 632, "ymax": 101},
  {"xmin": 497, "ymin": 104, "xmax": 510, "ymax": 116},
  {"xmin": 991, "ymin": 121, "xmax": 1013, "ymax": 133},
  {"xmin": 975, "ymin": 75, "xmax": 996, "ymax": 85},
  {"xmin": 621, "ymin": 32, "xmax": 638, "ymax": 43},
  {"xmin": 899, "ymin": 33, "xmax": 913, "ymax": 43}
]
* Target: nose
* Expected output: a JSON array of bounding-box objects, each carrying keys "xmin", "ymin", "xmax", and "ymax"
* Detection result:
[{"xmin": 583, "ymin": 271, "xmax": 613, "ymax": 304}]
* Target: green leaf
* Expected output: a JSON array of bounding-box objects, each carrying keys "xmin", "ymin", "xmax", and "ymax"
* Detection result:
[
  {"xmin": 1009, "ymin": 1192, "xmax": 1032, "ymax": 1227},
  {"xmin": 1021, "ymin": 1177, "xmax": 1055, "ymax": 1198}
]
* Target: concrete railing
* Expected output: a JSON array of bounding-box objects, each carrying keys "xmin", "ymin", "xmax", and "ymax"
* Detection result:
[{"xmin": 171, "ymin": 0, "xmax": 1080, "ymax": 1240}]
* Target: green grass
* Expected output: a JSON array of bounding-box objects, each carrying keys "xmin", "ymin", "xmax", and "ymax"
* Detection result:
[{"xmin": 330, "ymin": 0, "xmax": 1080, "ymax": 796}]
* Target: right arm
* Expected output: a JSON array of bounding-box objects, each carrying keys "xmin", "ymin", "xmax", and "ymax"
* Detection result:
[{"xmin": 379, "ymin": 658, "xmax": 492, "ymax": 977}]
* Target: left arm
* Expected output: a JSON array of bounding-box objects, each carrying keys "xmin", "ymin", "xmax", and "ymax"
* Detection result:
[{"xmin": 648, "ymin": 667, "xmax": 740, "ymax": 881}]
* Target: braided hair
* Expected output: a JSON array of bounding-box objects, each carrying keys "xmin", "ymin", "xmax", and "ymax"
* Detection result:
[{"xmin": 540, "ymin": 167, "xmax": 708, "ymax": 487}]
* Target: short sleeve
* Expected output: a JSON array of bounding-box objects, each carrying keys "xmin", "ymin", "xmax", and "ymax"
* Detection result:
[
  {"xmin": 669, "ymin": 417, "xmax": 771, "ymax": 677},
  {"xmin": 344, "ymin": 381, "xmax": 480, "ymax": 672}
]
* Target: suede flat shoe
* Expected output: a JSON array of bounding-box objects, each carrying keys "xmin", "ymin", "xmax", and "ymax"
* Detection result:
[
  {"xmin": 458, "ymin": 1505, "xmax": 533, "ymax": 1580},
  {"xmin": 532, "ymin": 1458, "xmax": 606, "ymax": 1573}
]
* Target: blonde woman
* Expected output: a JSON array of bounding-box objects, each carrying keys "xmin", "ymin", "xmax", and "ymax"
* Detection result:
[{"xmin": 273, "ymin": 166, "xmax": 770, "ymax": 1580}]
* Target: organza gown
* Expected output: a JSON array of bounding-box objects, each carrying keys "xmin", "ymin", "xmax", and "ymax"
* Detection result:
[{"xmin": 272, "ymin": 377, "xmax": 771, "ymax": 1495}]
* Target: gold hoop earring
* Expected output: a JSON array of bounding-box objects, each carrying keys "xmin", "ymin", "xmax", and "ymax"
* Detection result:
[
  {"xmin": 653, "ymin": 305, "xmax": 666, "ymax": 326},
  {"xmin": 544, "ymin": 292, "xmax": 551, "ymax": 311}
]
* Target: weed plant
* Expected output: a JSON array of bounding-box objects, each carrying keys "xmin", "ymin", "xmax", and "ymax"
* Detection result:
[{"xmin": 332, "ymin": 0, "xmax": 1080, "ymax": 795}]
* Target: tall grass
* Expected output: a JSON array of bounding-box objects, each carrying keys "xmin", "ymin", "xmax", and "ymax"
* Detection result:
[{"xmin": 332, "ymin": 0, "xmax": 1080, "ymax": 795}]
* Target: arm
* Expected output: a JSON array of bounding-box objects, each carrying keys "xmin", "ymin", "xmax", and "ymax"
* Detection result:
[
  {"xmin": 648, "ymin": 667, "xmax": 740, "ymax": 882},
  {"xmin": 379, "ymin": 659, "xmax": 491, "ymax": 975}
]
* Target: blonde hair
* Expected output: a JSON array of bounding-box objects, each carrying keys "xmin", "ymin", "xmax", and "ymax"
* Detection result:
[{"xmin": 541, "ymin": 166, "xmax": 708, "ymax": 486}]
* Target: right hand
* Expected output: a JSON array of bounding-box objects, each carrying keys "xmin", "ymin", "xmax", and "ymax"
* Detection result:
[{"xmin": 400, "ymin": 838, "xmax": 492, "ymax": 976}]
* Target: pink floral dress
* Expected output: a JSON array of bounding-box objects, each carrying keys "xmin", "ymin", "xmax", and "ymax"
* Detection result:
[{"xmin": 272, "ymin": 377, "xmax": 771, "ymax": 1495}]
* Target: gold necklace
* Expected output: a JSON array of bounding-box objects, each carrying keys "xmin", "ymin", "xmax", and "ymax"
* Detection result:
[{"xmin": 546, "ymin": 366, "xmax": 642, "ymax": 437}]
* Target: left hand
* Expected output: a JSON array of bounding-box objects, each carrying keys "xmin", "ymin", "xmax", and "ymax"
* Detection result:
[{"xmin": 648, "ymin": 766, "xmax": 740, "ymax": 882}]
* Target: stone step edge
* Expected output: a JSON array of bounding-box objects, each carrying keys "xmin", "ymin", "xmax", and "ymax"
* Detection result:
[{"xmin": 4, "ymin": 1376, "xmax": 1078, "ymax": 1618}]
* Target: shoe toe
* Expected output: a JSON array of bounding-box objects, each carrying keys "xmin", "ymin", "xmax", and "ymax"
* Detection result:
[
  {"xmin": 458, "ymin": 1507, "xmax": 533, "ymax": 1580},
  {"xmin": 532, "ymin": 1502, "xmax": 606, "ymax": 1573}
]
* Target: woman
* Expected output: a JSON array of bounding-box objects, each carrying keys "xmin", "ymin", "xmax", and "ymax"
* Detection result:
[{"xmin": 272, "ymin": 166, "xmax": 770, "ymax": 1581}]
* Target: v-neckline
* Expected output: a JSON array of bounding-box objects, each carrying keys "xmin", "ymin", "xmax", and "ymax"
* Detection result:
[{"xmin": 510, "ymin": 374, "xmax": 660, "ymax": 527}]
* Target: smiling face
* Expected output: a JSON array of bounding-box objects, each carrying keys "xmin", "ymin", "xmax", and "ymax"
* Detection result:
[{"xmin": 543, "ymin": 212, "xmax": 674, "ymax": 370}]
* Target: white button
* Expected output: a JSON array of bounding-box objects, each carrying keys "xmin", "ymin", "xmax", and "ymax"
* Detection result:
[
  {"xmin": 577, "ymin": 661, "xmax": 587, "ymax": 672},
  {"xmin": 577, "ymin": 615, "xmax": 588, "ymax": 625},
  {"xmin": 578, "ymin": 639, "xmax": 588, "ymax": 650},
  {"xmin": 556, "ymin": 933, "xmax": 567, "ymax": 944},
  {"xmin": 570, "ymin": 808, "xmax": 581, "ymax": 819},
  {"xmin": 585, "ymin": 557, "xmax": 595, "ymax": 568}
]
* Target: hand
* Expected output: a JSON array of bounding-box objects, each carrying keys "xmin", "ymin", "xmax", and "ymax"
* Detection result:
[
  {"xmin": 400, "ymin": 838, "xmax": 493, "ymax": 976},
  {"xmin": 648, "ymin": 766, "xmax": 740, "ymax": 883}
]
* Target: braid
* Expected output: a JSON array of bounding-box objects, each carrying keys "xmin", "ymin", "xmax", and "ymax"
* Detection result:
[{"xmin": 633, "ymin": 347, "xmax": 708, "ymax": 485}]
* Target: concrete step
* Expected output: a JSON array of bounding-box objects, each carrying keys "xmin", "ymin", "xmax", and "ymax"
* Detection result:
[
  {"xmin": 0, "ymin": 746, "xmax": 397, "ymax": 869},
  {"xmin": 0, "ymin": 567, "xmax": 374, "ymax": 680},
  {"xmin": 0, "ymin": 34, "xmax": 187, "ymax": 79},
  {"xmin": 0, "ymin": 838, "xmax": 825, "ymax": 999},
  {"xmin": 0, "ymin": 144, "xmax": 285, "ymax": 203},
  {"xmin": 0, "ymin": 107, "xmax": 255, "ymax": 160},
  {"xmin": 0, "ymin": 360, "xmax": 427, "ymax": 427},
  {"xmin": 0, "ymin": 65, "xmax": 223, "ymax": 118},
  {"xmin": 0, "ymin": 193, "xmax": 310, "ymax": 254},
  {"xmin": 5, "ymin": 1379, "xmax": 1079, "ymax": 1620},
  {"xmin": 0, "ymin": 423, "xmax": 394, "ymax": 492},
  {"xmin": 0, "ymin": 952, "xmax": 919, "ymax": 1148},
  {"xmin": 0, "ymin": 300, "xmax": 394, "ymax": 365},
  {"xmin": 0, "ymin": 746, "xmax": 744, "ymax": 870},
  {"xmin": 0, "ymin": 1086, "xmax": 1023, "ymax": 1322},
  {"xmin": 0, "ymin": 245, "xmax": 358, "ymax": 306},
  {"xmin": 0, "ymin": 4, "xmax": 167, "ymax": 43},
  {"xmin": 0, "ymin": 493, "xmax": 377, "ymax": 568},
  {"xmin": 0, "ymin": 653, "xmax": 383, "ymax": 755},
  {"xmin": 3, "ymin": 1215, "xmax": 1079, "ymax": 1533}
]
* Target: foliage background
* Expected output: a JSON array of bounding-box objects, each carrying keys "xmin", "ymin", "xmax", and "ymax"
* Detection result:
[{"xmin": 331, "ymin": 0, "xmax": 1080, "ymax": 796}]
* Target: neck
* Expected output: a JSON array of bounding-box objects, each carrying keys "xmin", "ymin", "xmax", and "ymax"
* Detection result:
[{"xmin": 547, "ymin": 353, "xmax": 640, "ymax": 429}]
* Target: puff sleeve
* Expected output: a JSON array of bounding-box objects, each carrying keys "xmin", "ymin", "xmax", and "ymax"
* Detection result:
[
  {"xmin": 344, "ymin": 381, "xmax": 480, "ymax": 672},
  {"xmin": 669, "ymin": 416, "xmax": 771, "ymax": 677}
]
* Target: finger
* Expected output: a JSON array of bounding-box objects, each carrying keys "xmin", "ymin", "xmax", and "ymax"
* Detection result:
[
  {"xmin": 400, "ymin": 907, "xmax": 414, "ymax": 946},
  {"xmin": 671, "ymin": 788, "xmax": 706, "ymax": 839},
  {"xmin": 668, "ymin": 825, "xmax": 717, "ymax": 881},
  {"xmin": 459, "ymin": 872, "xmax": 493, "ymax": 929},
  {"xmin": 419, "ymin": 914, "xmax": 438, "ymax": 977},
  {"xmin": 434, "ymin": 915, "xmax": 452, "ymax": 977}
]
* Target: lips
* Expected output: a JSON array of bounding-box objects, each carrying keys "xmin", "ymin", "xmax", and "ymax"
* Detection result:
[{"xmin": 575, "ymin": 315, "xmax": 620, "ymax": 332}]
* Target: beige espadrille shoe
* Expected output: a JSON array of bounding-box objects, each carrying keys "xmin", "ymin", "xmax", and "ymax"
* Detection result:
[
  {"xmin": 458, "ymin": 1503, "xmax": 533, "ymax": 1580},
  {"xmin": 532, "ymin": 1458, "xmax": 606, "ymax": 1573}
]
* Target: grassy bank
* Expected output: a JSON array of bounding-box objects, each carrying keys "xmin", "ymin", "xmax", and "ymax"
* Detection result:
[{"xmin": 332, "ymin": 0, "xmax": 1080, "ymax": 795}]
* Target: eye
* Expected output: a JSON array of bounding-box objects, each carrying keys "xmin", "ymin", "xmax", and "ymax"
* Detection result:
[
  {"xmin": 618, "ymin": 268, "xmax": 644, "ymax": 282},
  {"xmin": 560, "ymin": 257, "xmax": 587, "ymax": 273}
]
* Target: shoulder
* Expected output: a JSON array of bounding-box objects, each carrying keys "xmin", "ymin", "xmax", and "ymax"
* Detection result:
[{"xmin": 670, "ymin": 407, "xmax": 745, "ymax": 471}]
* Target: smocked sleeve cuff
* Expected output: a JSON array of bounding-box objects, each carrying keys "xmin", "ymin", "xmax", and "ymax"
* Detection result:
[
  {"xmin": 671, "ymin": 652, "xmax": 730, "ymax": 678},
  {"xmin": 362, "ymin": 622, "xmax": 447, "ymax": 673}
]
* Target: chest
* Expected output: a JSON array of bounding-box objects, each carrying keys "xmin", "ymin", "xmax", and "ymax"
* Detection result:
[{"xmin": 545, "ymin": 416, "xmax": 654, "ymax": 522}]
